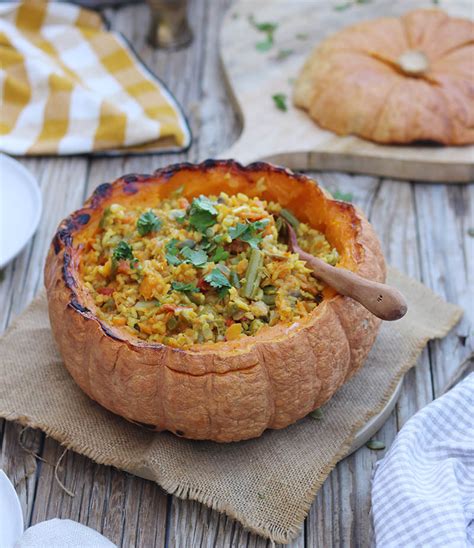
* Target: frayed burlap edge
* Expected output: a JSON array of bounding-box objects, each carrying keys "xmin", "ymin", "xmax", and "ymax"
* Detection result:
[{"xmin": 1, "ymin": 300, "xmax": 462, "ymax": 545}]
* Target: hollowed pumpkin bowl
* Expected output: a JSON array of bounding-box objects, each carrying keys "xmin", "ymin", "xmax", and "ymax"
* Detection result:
[{"xmin": 45, "ymin": 160, "xmax": 386, "ymax": 442}]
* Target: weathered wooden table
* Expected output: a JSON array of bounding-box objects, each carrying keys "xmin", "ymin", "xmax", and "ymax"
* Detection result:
[{"xmin": 1, "ymin": 1, "xmax": 472, "ymax": 546}]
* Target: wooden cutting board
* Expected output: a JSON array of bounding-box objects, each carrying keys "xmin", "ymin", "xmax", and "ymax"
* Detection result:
[{"xmin": 218, "ymin": 0, "xmax": 474, "ymax": 182}]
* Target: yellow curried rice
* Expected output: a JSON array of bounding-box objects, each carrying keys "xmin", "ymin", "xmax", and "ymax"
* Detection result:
[{"xmin": 80, "ymin": 191, "xmax": 339, "ymax": 348}]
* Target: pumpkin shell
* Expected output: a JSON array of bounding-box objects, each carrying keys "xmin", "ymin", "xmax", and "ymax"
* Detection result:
[
  {"xmin": 44, "ymin": 160, "xmax": 386, "ymax": 442},
  {"xmin": 294, "ymin": 9, "xmax": 474, "ymax": 145}
]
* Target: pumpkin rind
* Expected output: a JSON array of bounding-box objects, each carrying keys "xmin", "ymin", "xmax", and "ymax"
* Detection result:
[
  {"xmin": 294, "ymin": 9, "xmax": 474, "ymax": 145},
  {"xmin": 44, "ymin": 160, "xmax": 386, "ymax": 442}
]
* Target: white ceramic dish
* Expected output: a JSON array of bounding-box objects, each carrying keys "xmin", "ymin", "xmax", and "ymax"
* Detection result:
[
  {"xmin": 0, "ymin": 470, "xmax": 24, "ymax": 548},
  {"xmin": 0, "ymin": 153, "xmax": 42, "ymax": 269}
]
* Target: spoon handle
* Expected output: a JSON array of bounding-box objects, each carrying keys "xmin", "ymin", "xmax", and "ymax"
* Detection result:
[{"xmin": 302, "ymin": 253, "xmax": 407, "ymax": 321}]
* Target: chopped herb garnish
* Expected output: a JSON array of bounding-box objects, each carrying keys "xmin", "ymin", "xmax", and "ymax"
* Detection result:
[
  {"xmin": 165, "ymin": 239, "xmax": 181, "ymax": 266},
  {"xmin": 272, "ymin": 93, "xmax": 287, "ymax": 112},
  {"xmin": 295, "ymin": 32, "xmax": 308, "ymax": 40},
  {"xmin": 249, "ymin": 15, "xmax": 277, "ymax": 52},
  {"xmin": 467, "ymin": 227, "xmax": 474, "ymax": 237},
  {"xmin": 188, "ymin": 195, "xmax": 218, "ymax": 233},
  {"xmin": 137, "ymin": 210, "xmax": 162, "ymax": 236},
  {"xmin": 212, "ymin": 246, "xmax": 229, "ymax": 263},
  {"xmin": 112, "ymin": 241, "xmax": 134, "ymax": 262},
  {"xmin": 276, "ymin": 48, "xmax": 294, "ymax": 61},
  {"xmin": 181, "ymin": 246, "xmax": 208, "ymax": 267},
  {"xmin": 332, "ymin": 190, "xmax": 353, "ymax": 202},
  {"xmin": 229, "ymin": 219, "xmax": 269, "ymax": 249},
  {"xmin": 171, "ymin": 281, "xmax": 200, "ymax": 293},
  {"xmin": 204, "ymin": 268, "xmax": 232, "ymax": 290}
]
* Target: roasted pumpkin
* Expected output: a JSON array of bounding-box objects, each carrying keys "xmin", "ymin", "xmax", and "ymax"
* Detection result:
[
  {"xmin": 45, "ymin": 160, "xmax": 386, "ymax": 442},
  {"xmin": 294, "ymin": 9, "xmax": 474, "ymax": 145}
]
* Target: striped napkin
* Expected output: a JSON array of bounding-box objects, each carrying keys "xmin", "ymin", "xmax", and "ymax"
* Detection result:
[
  {"xmin": 372, "ymin": 373, "xmax": 474, "ymax": 547},
  {"xmin": 0, "ymin": 1, "xmax": 191, "ymax": 156}
]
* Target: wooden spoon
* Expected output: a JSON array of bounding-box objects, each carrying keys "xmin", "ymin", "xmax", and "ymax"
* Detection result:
[{"xmin": 285, "ymin": 223, "xmax": 407, "ymax": 321}]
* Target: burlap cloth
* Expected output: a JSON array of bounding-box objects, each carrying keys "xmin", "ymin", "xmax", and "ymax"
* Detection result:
[{"xmin": 0, "ymin": 268, "xmax": 462, "ymax": 544}]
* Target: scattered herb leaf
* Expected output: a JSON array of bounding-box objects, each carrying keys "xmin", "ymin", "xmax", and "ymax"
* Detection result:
[
  {"xmin": 249, "ymin": 15, "xmax": 277, "ymax": 52},
  {"xmin": 204, "ymin": 268, "xmax": 232, "ymax": 290},
  {"xmin": 334, "ymin": 0, "xmax": 371, "ymax": 10},
  {"xmin": 181, "ymin": 246, "xmax": 208, "ymax": 267},
  {"xmin": 229, "ymin": 219, "xmax": 269, "ymax": 249},
  {"xmin": 334, "ymin": 2, "xmax": 352, "ymax": 10},
  {"xmin": 276, "ymin": 48, "xmax": 294, "ymax": 61},
  {"xmin": 256, "ymin": 39, "xmax": 273, "ymax": 52},
  {"xmin": 309, "ymin": 408, "xmax": 323, "ymax": 420},
  {"xmin": 332, "ymin": 190, "xmax": 353, "ymax": 202},
  {"xmin": 257, "ymin": 493, "xmax": 265, "ymax": 500},
  {"xmin": 272, "ymin": 93, "xmax": 287, "ymax": 112},
  {"xmin": 467, "ymin": 227, "xmax": 474, "ymax": 237},
  {"xmin": 366, "ymin": 440, "xmax": 386, "ymax": 451},
  {"xmin": 137, "ymin": 210, "xmax": 162, "ymax": 236},
  {"xmin": 212, "ymin": 246, "xmax": 230, "ymax": 263},
  {"xmin": 295, "ymin": 32, "xmax": 308, "ymax": 40},
  {"xmin": 188, "ymin": 196, "xmax": 218, "ymax": 233},
  {"xmin": 171, "ymin": 281, "xmax": 200, "ymax": 293}
]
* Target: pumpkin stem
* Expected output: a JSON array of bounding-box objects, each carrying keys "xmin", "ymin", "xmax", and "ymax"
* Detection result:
[{"xmin": 397, "ymin": 50, "xmax": 429, "ymax": 76}]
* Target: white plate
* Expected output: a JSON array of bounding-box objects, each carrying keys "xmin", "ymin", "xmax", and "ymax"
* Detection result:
[
  {"xmin": 0, "ymin": 154, "xmax": 42, "ymax": 269},
  {"xmin": 0, "ymin": 470, "xmax": 24, "ymax": 548}
]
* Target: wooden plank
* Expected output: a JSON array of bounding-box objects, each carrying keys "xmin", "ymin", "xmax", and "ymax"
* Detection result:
[{"xmin": 414, "ymin": 183, "xmax": 474, "ymax": 395}]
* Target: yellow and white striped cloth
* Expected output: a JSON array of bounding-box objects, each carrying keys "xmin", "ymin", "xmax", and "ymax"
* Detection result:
[{"xmin": 0, "ymin": 1, "xmax": 191, "ymax": 155}]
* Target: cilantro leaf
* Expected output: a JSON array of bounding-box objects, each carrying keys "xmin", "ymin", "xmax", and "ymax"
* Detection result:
[
  {"xmin": 188, "ymin": 196, "xmax": 218, "ymax": 232},
  {"xmin": 137, "ymin": 210, "xmax": 162, "ymax": 236},
  {"xmin": 165, "ymin": 239, "xmax": 181, "ymax": 266},
  {"xmin": 228, "ymin": 223, "xmax": 248, "ymax": 240},
  {"xmin": 171, "ymin": 281, "xmax": 200, "ymax": 293},
  {"xmin": 204, "ymin": 268, "xmax": 231, "ymax": 290},
  {"xmin": 212, "ymin": 246, "xmax": 229, "ymax": 263},
  {"xmin": 112, "ymin": 241, "xmax": 134, "ymax": 262},
  {"xmin": 229, "ymin": 219, "xmax": 270, "ymax": 249},
  {"xmin": 181, "ymin": 246, "xmax": 208, "ymax": 267}
]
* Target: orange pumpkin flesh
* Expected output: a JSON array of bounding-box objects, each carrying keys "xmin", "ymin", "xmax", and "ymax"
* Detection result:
[
  {"xmin": 294, "ymin": 9, "xmax": 474, "ymax": 145},
  {"xmin": 45, "ymin": 161, "xmax": 386, "ymax": 442}
]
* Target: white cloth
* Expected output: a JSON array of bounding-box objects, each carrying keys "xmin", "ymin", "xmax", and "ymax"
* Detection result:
[
  {"xmin": 15, "ymin": 519, "xmax": 116, "ymax": 548},
  {"xmin": 372, "ymin": 373, "xmax": 474, "ymax": 547}
]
